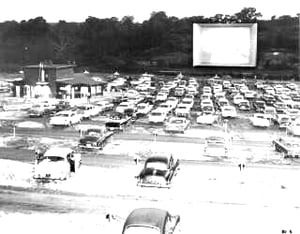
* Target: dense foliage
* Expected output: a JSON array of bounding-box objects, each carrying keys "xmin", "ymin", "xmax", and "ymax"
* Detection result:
[{"xmin": 0, "ymin": 8, "xmax": 298, "ymax": 73}]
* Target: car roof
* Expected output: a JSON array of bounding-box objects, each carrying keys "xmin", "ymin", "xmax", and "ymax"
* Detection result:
[
  {"xmin": 43, "ymin": 147, "xmax": 73, "ymax": 157},
  {"xmin": 123, "ymin": 208, "xmax": 168, "ymax": 231},
  {"xmin": 145, "ymin": 156, "xmax": 169, "ymax": 164}
]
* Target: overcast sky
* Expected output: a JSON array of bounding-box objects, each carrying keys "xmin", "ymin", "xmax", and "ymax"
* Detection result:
[{"xmin": 1, "ymin": 0, "xmax": 299, "ymax": 23}]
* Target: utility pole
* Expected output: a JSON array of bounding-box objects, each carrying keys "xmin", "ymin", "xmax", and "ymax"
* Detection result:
[{"xmin": 298, "ymin": 13, "xmax": 300, "ymax": 81}]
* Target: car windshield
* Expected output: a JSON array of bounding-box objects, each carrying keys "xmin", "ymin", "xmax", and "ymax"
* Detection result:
[
  {"xmin": 151, "ymin": 112, "xmax": 162, "ymax": 116},
  {"xmin": 170, "ymin": 119, "xmax": 184, "ymax": 124},
  {"xmin": 146, "ymin": 161, "xmax": 168, "ymax": 170},
  {"xmin": 124, "ymin": 226, "xmax": 160, "ymax": 234},
  {"xmin": 138, "ymin": 106, "xmax": 146, "ymax": 110},
  {"xmin": 56, "ymin": 113, "xmax": 69, "ymax": 117}
]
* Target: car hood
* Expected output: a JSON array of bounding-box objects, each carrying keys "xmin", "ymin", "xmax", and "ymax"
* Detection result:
[{"xmin": 79, "ymin": 136, "xmax": 99, "ymax": 144}]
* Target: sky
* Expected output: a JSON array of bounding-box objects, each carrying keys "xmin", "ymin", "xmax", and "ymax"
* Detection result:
[{"xmin": 0, "ymin": 0, "xmax": 299, "ymax": 23}]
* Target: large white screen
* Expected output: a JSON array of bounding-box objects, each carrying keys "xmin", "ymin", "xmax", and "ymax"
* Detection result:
[{"xmin": 193, "ymin": 23, "xmax": 257, "ymax": 67}]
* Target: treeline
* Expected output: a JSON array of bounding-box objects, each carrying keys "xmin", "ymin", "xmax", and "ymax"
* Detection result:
[{"xmin": 0, "ymin": 7, "xmax": 298, "ymax": 72}]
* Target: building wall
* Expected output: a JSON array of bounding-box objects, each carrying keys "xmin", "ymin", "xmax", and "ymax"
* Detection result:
[{"xmin": 56, "ymin": 67, "xmax": 74, "ymax": 80}]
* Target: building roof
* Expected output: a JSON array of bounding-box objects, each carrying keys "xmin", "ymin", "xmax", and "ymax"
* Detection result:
[{"xmin": 56, "ymin": 74, "xmax": 105, "ymax": 86}]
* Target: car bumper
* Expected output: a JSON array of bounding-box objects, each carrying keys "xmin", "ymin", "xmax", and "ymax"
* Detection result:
[{"xmin": 137, "ymin": 182, "xmax": 171, "ymax": 189}]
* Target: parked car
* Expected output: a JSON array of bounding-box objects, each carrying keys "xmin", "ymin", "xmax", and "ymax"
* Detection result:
[
  {"xmin": 76, "ymin": 104, "xmax": 99, "ymax": 119},
  {"xmin": 122, "ymin": 208, "xmax": 180, "ymax": 234},
  {"xmin": 105, "ymin": 112, "xmax": 132, "ymax": 131},
  {"xmin": 116, "ymin": 101, "xmax": 136, "ymax": 114},
  {"xmin": 78, "ymin": 126, "xmax": 114, "ymax": 150},
  {"xmin": 136, "ymin": 155, "xmax": 180, "ymax": 188},
  {"xmin": 196, "ymin": 112, "xmax": 218, "ymax": 125},
  {"xmin": 263, "ymin": 106, "xmax": 277, "ymax": 121},
  {"xmin": 28, "ymin": 102, "xmax": 56, "ymax": 117},
  {"xmin": 273, "ymin": 102, "xmax": 288, "ymax": 114},
  {"xmin": 221, "ymin": 105, "xmax": 237, "ymax": 118},
  {"xmin": 253, "ymin": 100, "xmax": 266, "ymax": 113},
  {"xmin": 287, "ymin": 119, "xmax": 300, "ymax": 136},
  {"xmin": 238, "ymin": 100, "xmax": 251, "ymax": 111},
  {"xmin": 233, "ymin": 94, "xmax": 245, "ymax": 105},
  {"xmin": 49, "ymin": 110, "xmax": 82, "ymax": 126},
  {"xmin": 157, "ymin": 102, "xmax": 173, "ymax": 114},
  {"xmin": 272, "ymin": 137, "xmax": 300, "ymax": 158},
  {"xmin": 165, "ymin": 117, "xmax": 190, "ymax": 133},
  {"xmin": 94, "ymin": 100, "xmax": 114, "ymax": 112},
  {"xmin": 274, "ymin": 114, "xmax": 291, "ymax": 129},
  {"xmin": 156, "ymin": 92, "xmax": 168, "ymax": 102},
  {"xmin": 166, "ymin": 97, "xmax": 179, "ymax": 110},
  {"xmin": 174, "ymin": 104, "xmax": 190, "ymax": 118},
  {"xmin": 250, "ymin": 113, "xmax": 270, "ymax": 128},
  {"xmin": 285, "ymin": 108, "xmax": 300, "ymax": 121},
  {"xmin": 174, "ymin": 87, "xmax": 185, "ymax": 97},
  {"xmin": 136, "ymin": 102, "xmax": 153, "ymax": 116},
  {"xmin": 148, "ymin": 109, "xmax": 168, "ymax": 124},
  {"xmin": 33, "ymin": 147, "xmax": 81, "ymax": 181}
]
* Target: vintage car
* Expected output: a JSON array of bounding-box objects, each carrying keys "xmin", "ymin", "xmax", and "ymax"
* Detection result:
[
  {"xmin": 250, "ymin": 113, "xmax": 270, "ymax": 128},
  {"xmin": 272, "ymin": 137, "xmax": 300, "ymax": 158},
  {"xmin": 115, "ymin": 101, "xmax": 136, "ymax": 114},
  {"xmin": 253, "ymin": 100, "xmax": 266, "ymax": 113},
  {"xmin": 166, "ymin": 97, "xmax": 179, "ymax": 110},
  {"xmin": 238, "ymin": 100, "xmax": 251, "ymax": 111},
  {"xmin": 221, "ymin": 105, "xmax": 237, "ymax": 118},
  {"xmin": 148, "ymin": 109, "xmax": 168, "ymax": 124},
  {"xmin": 76, "ymin": 104, "xmax": 99, "ymax": 119},
  {"xmin": 196, "ymin": 112, "xmax": 218, "ymax": 125},
  {"xmin": 78, "ymin": 126, "xmax": 114, "ymax": 150},
  {"xmin": 136, "ymin": 102, "xmax": 153, "ymax": 116},
  {"xmin": 33, "ymin": 147, "xmax": 81, "ymax": 181},
  {"xmin": 136, "ymin": 156, "xmax": 180, "ymax": 188},
  {"xmin": 28, "ymin": 102, "xmax": 56, "ymax": 117},
  {"xmin": 274, "ymin": 114, "xmax": 291, "ymax": 129},
  {"xmin": 155, "ymin": 92, "xmax": 168, "ymax": 102},
  {"xmin": 49, "ymin": 110, "xmax": 82, "ymax": 126},
  {"xmin": 123, "ymin": 208, "xmax": 180, "ymax": 234},
  {"xmin": 165, "ymin": 117, "xmax": 190, "ymax": 133},
  {"xmin": 203, "ymin": 136, "xmax": 229, "ymax": 157},
  {"xmin": 94, "ymin": 100, "xmax": 114, "ymax": 113},
  {"xmin": 105, "ymin": 112, "xmax": 132, "ymax": 131},
  {"xmin": 287, "ymin": 119, "xmax": 300, "ymax": 136},
  {"xmin": 174, "ymin": 104, "xmax": 190, "ymax": 118}
]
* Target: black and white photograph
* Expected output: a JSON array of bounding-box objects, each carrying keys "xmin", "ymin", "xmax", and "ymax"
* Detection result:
[{"xmin": 0, "ymin": 0, "xmax": 299, "ymax": 233}]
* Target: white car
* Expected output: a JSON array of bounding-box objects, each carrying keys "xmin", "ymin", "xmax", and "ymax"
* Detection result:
[
  {"xmin": 200, "ymin": 99, "xmax": 213, "ymax": 109},
  {"xmin": 33, "ymin": 147, "xmax": 81, "ymax": 181},
  {"xmin": 233, "ymin": 94, "xmax": 245, "ymax": 105},
  {"xmin": 76, "ymin": 104, "xmax": 99, "ymax": 118},
  {"xmin": 244, "ymin": 90, "xmax": 257, "ymax": 99},
  {"xmin": 156, "ymin": 92, "xmax": 168, "ymax": 102},
  {"xmin": 116, "ymin": 101, "xmax": 136, "ymax": 113},
  {"xmin": 221, "ymin": 105, "xmax": 237, "ymax": 118},
  {"xmin": 49, "ymin": 110, "xmax": 82, "ymax": 126},
  {"xmin": 166, "ymin": 97, "xmax": 179, "ymax": 110},
  {"xmin": 287, "ymin": 120, "xmax": 300, "ymax": 136},
  {"xmin": 174, "ymin": 87, "xmax": 185, "ymax": 97},
  {"xmin": 196, "ymin": 112, "xmax": 218, "ymax": 125},
  {"xmin": 286, "ymin": 108, "xmax": 300, "ymax": 121},
  {"xmin": 165, "ymin": 117, "xmax": 190, "ymax": 133},
  {"xmin": 181, "ymin": 98, "xmax": 194, "ymax": 109},
  {"xmin": 174, "ymin": 104, "xmax": 190, "ymax": 117},
  {"xmin": 274, "ymin": 114, "xmax": 291, "ymax": 129},
  {"xmin": 94, "ymin": 100, "xmax": 114, "ymax": 112},
  {"xmin": 148, "ymin": 109, "xmax": 168, "ymax": 124},
  {"xmin": 250, "ymin": 113, "xmax": 270, "ymax": 128},
  {"xmin": 157, "ymin": 102, "xmax": 173, "ymax": 114},
  {"xmin": 136, "ymin": 103, "xmax": 153, "ymax": 115}
]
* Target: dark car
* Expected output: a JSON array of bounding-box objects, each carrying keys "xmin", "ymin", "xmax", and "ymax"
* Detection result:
[
  {"xmin": 78, "ymin": 127, "xmax": 114, "ymax": 150},
  {"xmin": 105, "ymin": 112, "xmax": 132, "ymax": 131},
  {"xmin": 122, "ymin": 208, "xmax": 180, "ymax": 234},
  {"xmin": 253, "ymin": 100, "xmax": 266, "ymax": 113},
  {"xmin": 136, "ymin": 156, "xmax": 180, "ymax": 188}
]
